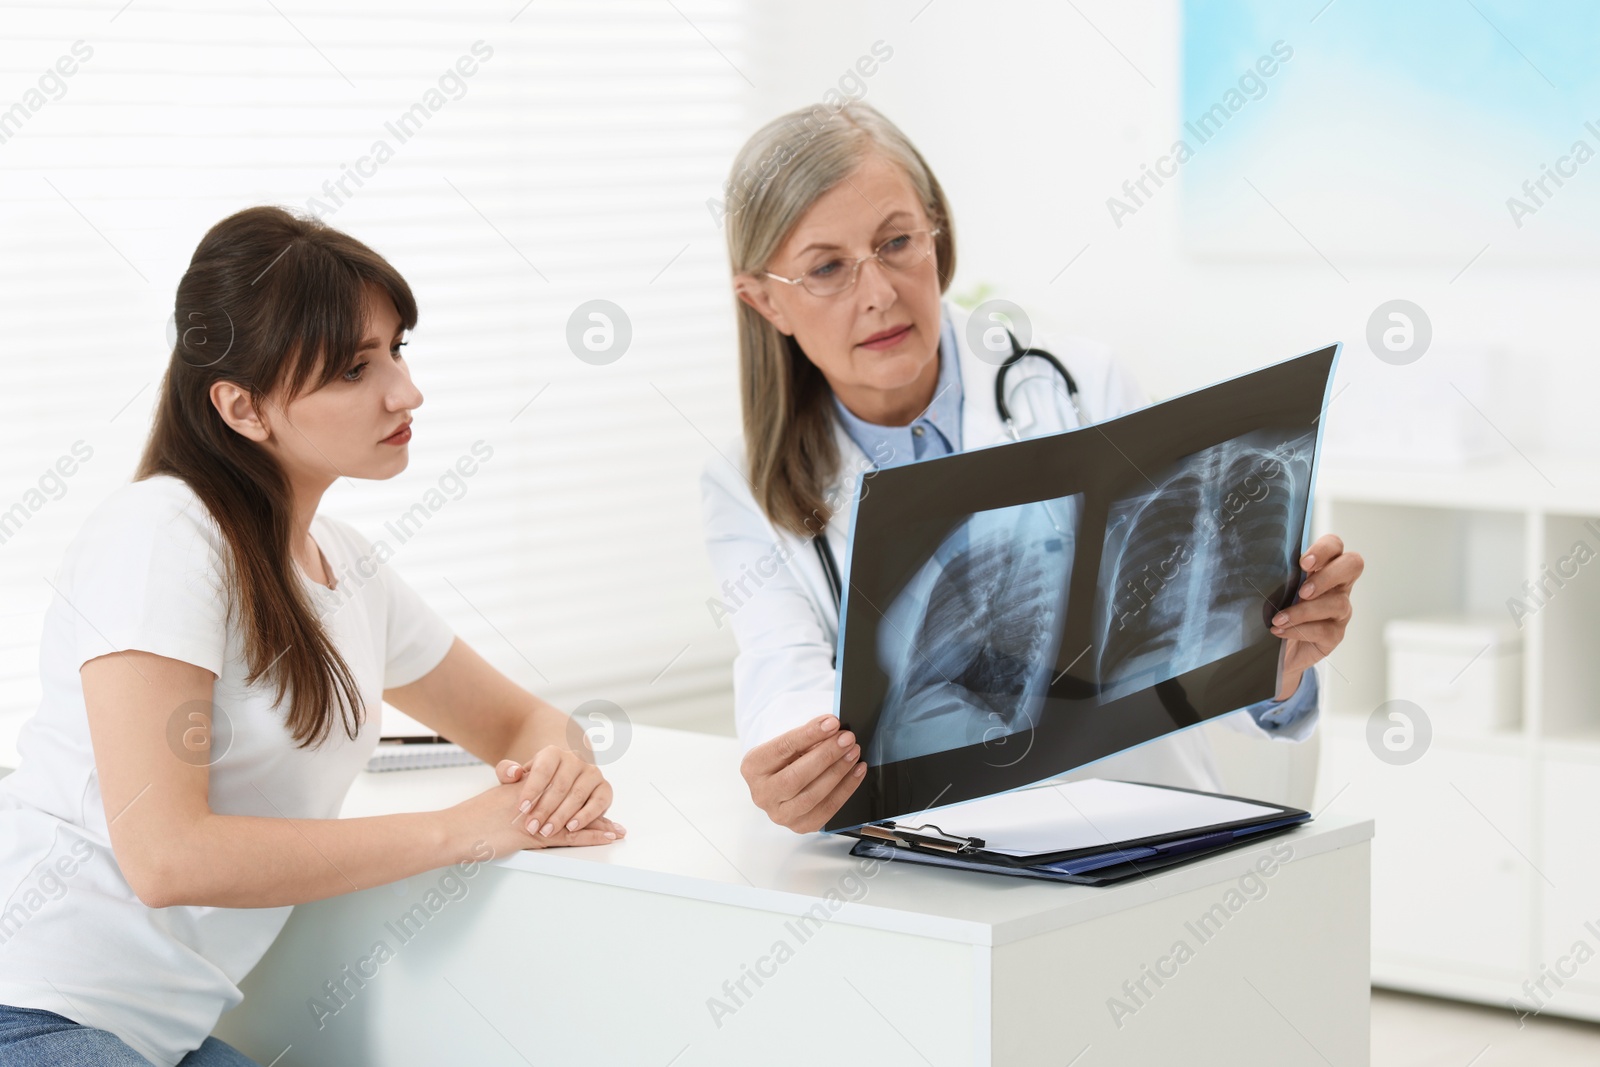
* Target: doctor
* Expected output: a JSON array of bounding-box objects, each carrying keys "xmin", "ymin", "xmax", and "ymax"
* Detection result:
[{"xmin": 701, "ymin": 102, "xmax": 1364, "ymax": 833}]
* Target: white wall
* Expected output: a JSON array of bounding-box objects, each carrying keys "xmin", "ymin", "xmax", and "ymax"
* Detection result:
[{"xmin": 743, "ymin": 1, "xmax": 1597, "ymax": 457}]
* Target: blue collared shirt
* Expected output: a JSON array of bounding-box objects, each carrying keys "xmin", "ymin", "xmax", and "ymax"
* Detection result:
[
  {"xmin": 833, "ymin": 317, "xmax": 964, "ymax": 468},
  {"xmin": 829, "ymin": 312, "xmax": 1318, "ymax": 736}
]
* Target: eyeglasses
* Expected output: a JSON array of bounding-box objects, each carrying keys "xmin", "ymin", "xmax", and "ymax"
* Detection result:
[{"xmin": 763, "ymin": 228, "xmax": 941, "ymax": 297}]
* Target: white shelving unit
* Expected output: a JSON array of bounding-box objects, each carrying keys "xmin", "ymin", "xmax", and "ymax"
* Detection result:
[{"xmin": 1312, "ymin": 453, "xmax": 1600, "ymax": 1019}]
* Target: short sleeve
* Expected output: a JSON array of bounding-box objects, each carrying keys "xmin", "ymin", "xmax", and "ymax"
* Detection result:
[
  {"xmin": 377, "ymin": 559, "xmax": 455, "ymax": 689},
  {"xmin": 61, "ymin": 478, "xmax": 230, "ymax": 676}
]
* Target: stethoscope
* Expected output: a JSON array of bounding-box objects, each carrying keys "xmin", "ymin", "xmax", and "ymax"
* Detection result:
[{"xmin": 814, "ymin": 330, "xmax": 1085, "ymax": 616}]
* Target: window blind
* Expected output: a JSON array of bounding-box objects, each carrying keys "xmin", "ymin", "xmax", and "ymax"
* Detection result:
[{"xmin": 0, "ymin": 0, "xmax": 748, "ymax": 760}]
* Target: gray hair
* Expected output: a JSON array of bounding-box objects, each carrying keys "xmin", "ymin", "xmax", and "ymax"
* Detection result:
[{"xmin": 724, "ymin": 101, "xmax": 957, "ymax": 537}]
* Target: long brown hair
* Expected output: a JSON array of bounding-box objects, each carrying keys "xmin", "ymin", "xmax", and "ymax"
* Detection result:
[
  {"xmin": 137, "ymin": 205, "xmax": 418, "ymax": 748},
  {"xmin": 724, "ymin": 102, "xmax": 957, "ymax": 537}
]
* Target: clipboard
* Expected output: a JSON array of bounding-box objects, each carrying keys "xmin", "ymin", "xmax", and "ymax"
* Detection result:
[{"xmin": 840, "ymin": 778, "xmax": 1310, "ymax": 885}]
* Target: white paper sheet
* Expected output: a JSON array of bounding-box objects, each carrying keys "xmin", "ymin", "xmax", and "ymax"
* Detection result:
[{"xmin": 896, "ymin": 778, "xmax": 1284, "ymax": 857}]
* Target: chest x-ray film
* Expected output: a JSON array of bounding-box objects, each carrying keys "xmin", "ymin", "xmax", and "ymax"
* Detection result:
[{"xmin": 825, "ymin": 344, "xmax": 1339, "ymax": 832}]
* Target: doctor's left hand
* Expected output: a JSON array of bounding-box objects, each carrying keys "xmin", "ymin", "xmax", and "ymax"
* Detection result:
[
  {"xmin": 493, "ymin": 746, "xmax": 618, "ymax": 843},
  {"xmin": 1269, "ymin": 533, "xmax": 1363, "ymax": 701}
]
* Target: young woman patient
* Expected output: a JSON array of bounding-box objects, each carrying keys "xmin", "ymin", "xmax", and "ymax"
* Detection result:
[{"xmin": 0, "ymin": 206, "xmax": 623, "ymax": 1067}]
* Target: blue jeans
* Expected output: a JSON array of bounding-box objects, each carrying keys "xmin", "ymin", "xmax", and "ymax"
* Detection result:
[{"xmin": 0, "ymin": 1004, "xmax": 260, "ymax": 1066}]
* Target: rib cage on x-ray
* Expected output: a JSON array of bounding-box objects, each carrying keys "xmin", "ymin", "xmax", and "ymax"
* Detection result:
[
  {"xmin": 1094, "ymin": 431, "xmax": 1315, "ymax": 703},
  {"xmin": 869, "ymin": 497, "xmax": 1079, "ymax": 766}
]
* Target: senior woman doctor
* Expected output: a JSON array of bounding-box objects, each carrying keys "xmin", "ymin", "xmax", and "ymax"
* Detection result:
[{"xmin": 702, "ymin": 102, "xmax": 1363, "ymax": 834}]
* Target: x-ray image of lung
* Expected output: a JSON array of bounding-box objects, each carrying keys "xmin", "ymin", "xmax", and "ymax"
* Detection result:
[
  {"xmin": 1093, "ymin": 428, "xmax": 1316, "ymax": 703},
  {"xmin": 869, "ymin": 494, "xmax": 1082, "ymax": 765},
  {"xmin": 824, "ymin": 344, "xmax": 1339, "ymax": 831}
]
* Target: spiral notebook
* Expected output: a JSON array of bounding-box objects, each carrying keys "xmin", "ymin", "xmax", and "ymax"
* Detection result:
[
  {"xmin": 365, "ymin": 703, "xmax": 485, "ymax": 773},
  {"xmin": 364, "ymin": 734, "xmax": 484, "ymax": 773}
]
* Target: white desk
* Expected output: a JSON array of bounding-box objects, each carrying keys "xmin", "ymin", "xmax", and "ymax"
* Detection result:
[{"xmin": 215, "ymin": 725, "xmax": 1373, "ymax": 1066}]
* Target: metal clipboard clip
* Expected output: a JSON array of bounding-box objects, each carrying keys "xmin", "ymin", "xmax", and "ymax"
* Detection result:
[{"xmin": 858, "ymin": 822, "xmax": 987, "ymax": 855}]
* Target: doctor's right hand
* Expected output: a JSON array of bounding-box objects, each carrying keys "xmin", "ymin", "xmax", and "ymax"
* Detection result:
[{"xmin": 741, "ymin": 714, "xmax": 867, "ymax": 834}]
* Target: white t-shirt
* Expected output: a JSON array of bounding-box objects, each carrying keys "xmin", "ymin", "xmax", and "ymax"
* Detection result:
[{"xmin": 0, "ymin": 475, "xmax": 455, "ymax": 1067}]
